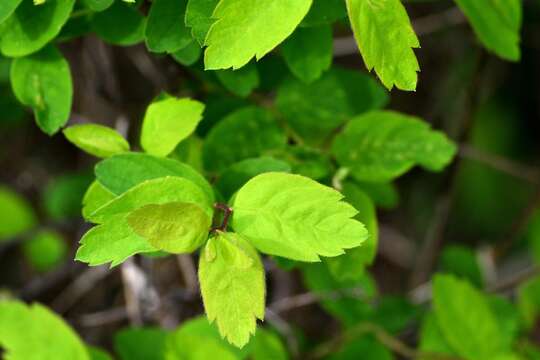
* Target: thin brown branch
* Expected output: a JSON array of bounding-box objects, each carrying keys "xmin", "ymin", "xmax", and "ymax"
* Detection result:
[{"xmin": 459, "ymin": 144, "xmax": 540, "ymax": 184}]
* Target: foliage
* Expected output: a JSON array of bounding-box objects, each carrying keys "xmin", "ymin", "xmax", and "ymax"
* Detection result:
[{"xmin": 0, "ymin": 0, "xmax": 537, "ymax": 359}]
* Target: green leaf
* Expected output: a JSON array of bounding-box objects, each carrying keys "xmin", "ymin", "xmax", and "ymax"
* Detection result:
[
  {"xmin": 345, "ymin": 0, "xmax": 420, "ymax": 91},
  {"xmin": 325, "ymin": 183, "xmax": 377, "ymax": 282},
  {"xmin": 171, "ymin": 40, "xmax": 202, "ymax": 66},
  {"xmin": 454, "ymin": 0, "xmax": 521, "ymax": 61},
  {"xmin": 202, "ymin": 107, "xmax": 287, "ymax": 173},
  {"xmin": 0, "ymin": 186, "xmax": 37, "ymax": 241},
  {"xmin": 95, "ymin": 153, "xmax": 214, "ymax": 203},
  {"xmin": 433, "ymin": 274, "xmax": 508, "ymax": 360},
  {"xmin": 89, "ymin": 176, "xmax": 213, "ymax": 224},
  {"xmin": 332, "ymin": 111, "xmax": 457, "ymax": 182},
  {"xmin": 0, "ymin": 0, "xmax": 75, "ymax": 57},
  {"xmin": 438, "ymin": 245, "xmax": 483, "ymax": 288},
  {"xmin": 199, "ymin": 232, "xmax": 265, "ymax": 348},
  {"xmin": 518, "ymin": 276, "xmax": 540, "ymax": 330},
  {"xmin": 88, "ymin": 346, "xmax": 113, "ymax": 360},
  {"xmin": 23, "ymin": 230, "xmax": 67, "ymax": 272},
  {"xmin": 127, "ymin": 202, "xmax": 211, "ymax": 253},
  {"xmin": 114, "ymin": 328, "xmax": 168, "ymax": 360},
  {"xmin": 419, "ymin": 313, "xmax": 457, "ymax": 357},
  {"xmin": 328, "ymin": 336, "xmax": 392, "ymax": 360},
  {"xmin": 10, "ymin": 45, "xmax": 73, "ymax": 135},
  {"xmin": 249, "ymin": 329, "xmax": 288, "ymax": 360},
  {"xmin": 82, "ymin": 180, "xmax": 116, "ymax": 220},
  {"xmin": 64, "ymin": 124, "xmax": 130, "ymax": 158},
  {"xmin": 232, "ymin": 172, "xmax": 368, "ymax": 262},
  {"xmin": 301, "ymin": 0, "xmax": 346, "ymax": 27},
  {"xmin": 145, "ymin": 0, "xmax": 192, "ymax": 53},
  {"xmin": 215, "ymin": 63, "xmax": 259, "ymax": 97},
  {"xmin": 80, "ymin": 0, "xmax": 113, "ymax": 12},
  {"xmin": 302, "ymin": 262, "xmax": 376, "ymax": 327},
  {"xmin": 185, "ymin": 0, "xmax": 219, "ymax": 46},
  {"xmin": 43, "ymin": 172, "xmax": 93, "ymax": 220},
  {"xmin": 216, "ymin": 157, "xmax": 291, "ymax": 200},
  {"xmin": 353, "ymin": 181, "xmax": 399, "ymax": 209},
  {"xmin": 76, "ymin": 214, "xmax": 156, "ymax": 267},
  {"xmin": 0, "ymin": 301, "xmax": 90, "ymax": 360},
  {"xmin": 165, "ymin": 316, "xmax": 241, "ymax": 360},
  {"xmin": 282, "ymin": 25, "xmax": 332, "ymax": 84},
  {"xmin": 141, "ymin": 97, "xmax": 204, "ymax": 157},
  {"xmin": 0, "ymin": 0, "xmax": 22, "ymax": 25},
  {"xmin": 92, "ymin": 1, "xmax": 145, "ymax": 46},
  {"xmin": 204, "ymin": 0, "xmax": 313, "ymax": 70},
  {"xmin": 276, "ymin": 68, "xmax": 388, "ymax": 145}
]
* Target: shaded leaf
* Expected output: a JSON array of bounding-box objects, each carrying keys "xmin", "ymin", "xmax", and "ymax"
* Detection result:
[
  {"xmin": 10, "ymin": 45, "xmax": 72, "ymax": 135},
  {"xmin": 332, "ymin": 111, "xmax": 457, "ymax": 182}
]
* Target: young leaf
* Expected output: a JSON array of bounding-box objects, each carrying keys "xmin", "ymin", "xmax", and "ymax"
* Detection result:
[
  {"xmin": 454, "ymin": 0, "xmax": 521, "ymax": 61},
  {"xmin": 88, "ymin": 176, "xmax": 213, "ymax": 224},
  {"xmin": 0, "ymin": 186, "xmax": 37, "ymax": 241},
  {"xmin": 232, "ymin": 172, "xmax": 368, "ymax": 262},
  {"xmin": 10, "ymin": 45, "xmax": 73, "ymax": 135},
  {"xmin": 165, "ymin": 316, "xmax": 241, "ymax": 360},
  {"xmin": 345, "ymin": 0, "xmax": 420, "ymax": 91},
  {"xmin": 0, "ymin": 301, "xmax": 90, "ymax": 360},
  {"xmin": 332, "ymin": 111, "xmax": 457, "ymax": 182},
  {"xmin": 76, "ymin": 214, "xmax": 156, "ymax": 267},
  {"xmin": 0, "ymin": 0, "xmax": 22, "ymax": 25},
  {"xmin": 82, "ymin": 181, "xmax": 116, "ymax": 220},
  {"xmin": 63, "ymin": 124, "xmax": 130, "ymax": 158},
  {"xmin": 281, "ymin": 25, "xmax": 333, "ymax": 84},
  {"xmin": 127, "ymin": 202, "xmax": 211, "ymax": 253},
  {"xmin": 185, "ymin": 0, "xmax": 220, "ymax": 46},
  {"xmin": 92, "ymin": 1, "xmax": 145, "ymax": 46},
  {"xmin": 215, "ymin": 63, "xmax": 260, "ymax": 97},
  {"xmin": 141, "ymin": 97, "xmax": 204, "ymax": 157},
  {"xmin": 199, "ymin": 232, "xmax": 265, "ymax": 348},
  {"xmin": 23, "ymin": 230, "xmax": 67, "ymax": 273},
  {"xmin": 0, "ymin": 0, "xmax": 75, "ymax": 57},
  {"xmin": 202, "ymin": 107, "xmax": 287, "ymax": 173},
  {"xmin": 276, "ymin": 67, "xmax": 388, "ymax": 145},
  {"xmin": 204, "ymin": 0, "xmax": 313, "ymax": 70},
  {"xmin": 95, "ymin": 153, "xmax": 214, "ymax": 203},
  {"xmin": 145, "ymin": 0, "xmax": 192, "ymax": 53},
  {"xmin": 433, "ymin": 274, "xmax": 508, "ymax": 359}
]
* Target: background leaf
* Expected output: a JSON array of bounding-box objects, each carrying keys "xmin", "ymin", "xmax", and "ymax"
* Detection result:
[
  {"xmin": 0, "ymin": 0, "xmax": 75, "ymax": 57},
  {"xmin": 332, "ymin": 111, "xmax": 457, "ymax": 182},
  {"xmin": 10, "ymin": 45, "xmax": 73, "ymax": 135}
]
